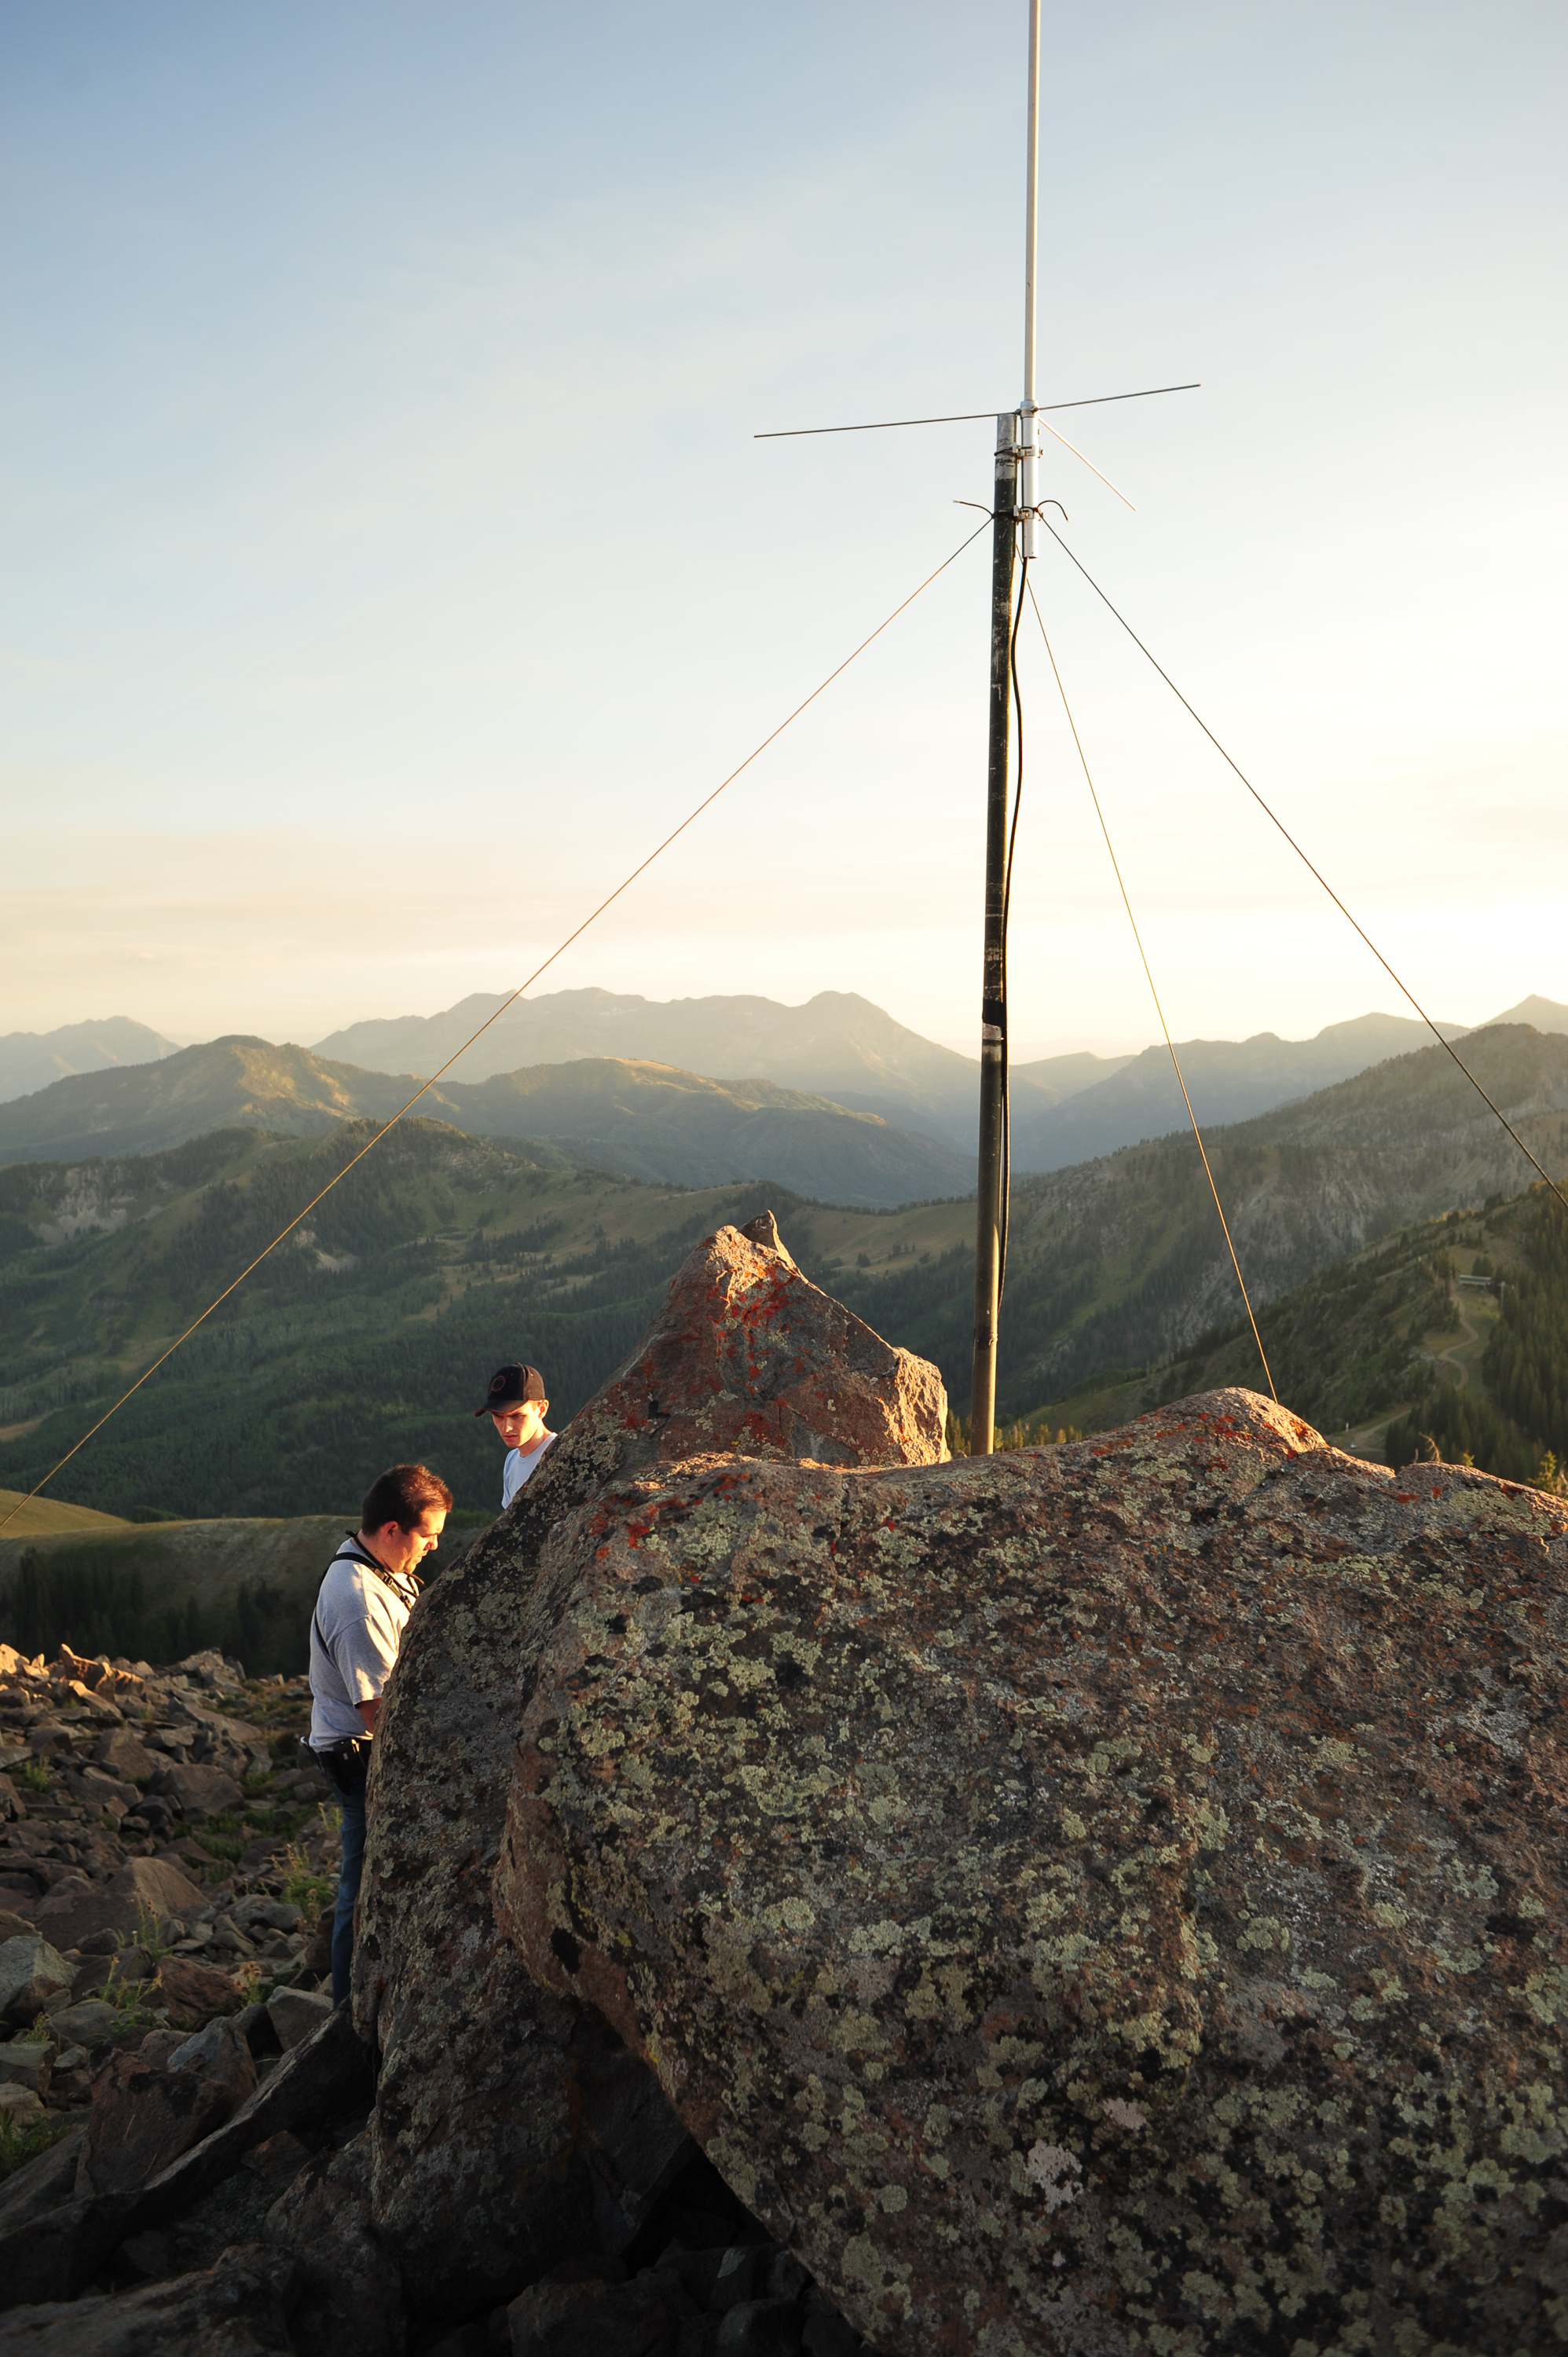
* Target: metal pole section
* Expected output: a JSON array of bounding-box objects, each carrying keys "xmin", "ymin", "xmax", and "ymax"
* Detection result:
[
  {"xmin": 1019, "ymin": 0, "xmax": 1042, "ymax": 557},
  {"xmin": 969, "ymin": 417, "xmax": 1018, "ymax": 1457}
]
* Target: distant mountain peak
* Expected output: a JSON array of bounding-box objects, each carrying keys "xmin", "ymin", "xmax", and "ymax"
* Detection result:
[{"xmin": 0, "ymin": 1017, "xmax": 181, "ymax": 1109}]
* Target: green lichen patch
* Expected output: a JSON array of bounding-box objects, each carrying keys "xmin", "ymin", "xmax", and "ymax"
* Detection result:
[{"xmin": 496, "ymin": 1384, "xmax": 1568, "ymax": 2354}]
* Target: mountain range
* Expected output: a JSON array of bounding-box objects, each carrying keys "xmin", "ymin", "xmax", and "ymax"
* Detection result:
[
  {"xmin": 0, "ymin": 1017, "xmax": 179, "ymax": 1105},
  {"xmin": 3, "ymin": 1021, "xmax": 1568, "ymax": 1526},
  {"xmin": 3, "ymin": 991, "xmax": 1566, "ymax": 1198},
  {"xmin": 991, "ymin": 1020, "xmax": 1568, "ymax": 1406},
  {"xmin": 0, "ymin": 1037, "xmax": 973, "ymax": 1208}
]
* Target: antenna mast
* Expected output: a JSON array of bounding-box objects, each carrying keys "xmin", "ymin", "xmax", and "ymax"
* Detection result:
[{"xmin": 969, "ymin": 0, "xmax": 1040, "ymax": 1457}]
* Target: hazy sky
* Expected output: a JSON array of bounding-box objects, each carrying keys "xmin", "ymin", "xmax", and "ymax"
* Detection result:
[{"xmin": 2, "ymin": 1, "xmax": 1563, "ymax": 1061}]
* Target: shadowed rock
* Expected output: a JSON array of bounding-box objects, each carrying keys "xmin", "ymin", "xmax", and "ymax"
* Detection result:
[
  {"xmin": 31, "ymin": 1857, "xmax": 204, "ymax": 1954},
  {"xmin": 489, "ymin": 1387, "xmax": 1568, "ymax": 2355},
  {"xmin": 354, "ymin": 1221, "xmax": 947, "ymax": 2316},
  {"xmin": 0, "ymin": 2242, "xmax": 299, "ymax": 2355},
  {"xmin": 78, "ymin": 2018, "xmax": 256, "ymax": 2201}
]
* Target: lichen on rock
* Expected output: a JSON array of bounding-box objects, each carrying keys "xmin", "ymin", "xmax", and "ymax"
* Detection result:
[
  {"xmin": 490, "ymin": 1384, "xmax": 1568, "ymax": 2353},
  {"xmin": 353, "ymin": 1218, "xmax": 946, "ymax": 2317}
]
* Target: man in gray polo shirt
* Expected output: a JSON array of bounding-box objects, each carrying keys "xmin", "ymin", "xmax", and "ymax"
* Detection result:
[{"xmin": 309, "ymin": 1461, "xmax": 451, "ymax": 2004}]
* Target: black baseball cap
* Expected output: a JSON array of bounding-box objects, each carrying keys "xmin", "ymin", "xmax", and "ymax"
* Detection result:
[{"xmin": 474, "ymin": 1362, "xmax": 547, "ymax": 1417}]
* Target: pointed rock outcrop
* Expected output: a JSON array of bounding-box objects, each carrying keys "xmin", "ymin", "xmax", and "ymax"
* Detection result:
[{"xmin": 353, "ymin": 1220, "xmax": 946, "ymax": 2316}]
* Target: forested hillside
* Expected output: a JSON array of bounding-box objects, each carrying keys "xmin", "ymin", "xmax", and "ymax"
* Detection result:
[
  {"xmin": 0, "ymin": 1122, "xmax": 969, "ymax": 1519},
  {"xmin": 5, "ymin": 1023, "xmax": 1566, "ymax": 1527},
  {"xmin": 1024, "ymin": 1178, "xmax": 1568, "ymax": 1495}
]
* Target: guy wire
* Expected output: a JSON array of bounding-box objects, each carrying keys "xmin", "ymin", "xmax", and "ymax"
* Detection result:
[
  {"xmin": 0, "ymin": 514, "xmax": 995, "ymax": 1538},
  {"xmin": 1039, "ymin": 519, "xmax": 1568, "ymax": 1225},
  {"xmin": 1027, "ymin": 581, "xmax": 1278, "ymax": 1402}
]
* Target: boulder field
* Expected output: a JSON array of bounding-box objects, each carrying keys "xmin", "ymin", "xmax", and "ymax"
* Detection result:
[{"xmin": 3, "ymin": 1212, "xmax": 1566, "ymax": 2355}]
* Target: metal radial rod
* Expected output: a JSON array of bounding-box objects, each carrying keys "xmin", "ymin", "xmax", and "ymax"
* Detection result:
[
  {"xmin": 969, "ymin": 420, "xmax": 1018, "ymax": 1457},
  {"xmin": 1018, "ymin": 0, "xmax": 1042, "ymax": 555},
  {"xmin": 1024, "ymin": 0, "xmax": 1039, "ymax": 409}
]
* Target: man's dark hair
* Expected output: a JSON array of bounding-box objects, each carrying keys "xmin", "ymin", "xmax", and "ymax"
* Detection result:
[{"xmin": 361, "ymin": 1463, "xmax": 453, "ymax": 1534}]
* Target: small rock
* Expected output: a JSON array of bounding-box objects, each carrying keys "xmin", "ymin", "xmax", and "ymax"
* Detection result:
[
  {"xmin": 117, "ymin": 2228, "xmax": 178, "ymax": 2281},
  {"xmin": 506, "ymin": 2269, "xmax": 694, "ymax": 2357},
  {"xmin": 533, "ymin": 2256, "xmax": 629, "ymax": 2288},
  {"xmin": 0, "ymin": 2083, "xmax": 44, "ymax": 2117},
  {"xmin": 156, "ymin": 1957, "xmax": 241, "ymax": 2032},
  {"xmin": 233, "ymin": 2001, "xmax": 282, "ymax": 2059},
  {"xmin": 240, "ymin": 1901, "xmax": 301, "ymax": 1934},
  {"xmin": 148, "ymin": 1761, "xmax": 246, "ymax": 1820},
  {"xmin": 422, "ymin": 2326, "xmax": 491, "ymax": 2357},
  {"xmin": 800, "ymin": 2310, "xmax": 859, "ymax": 2357},
  {"xmin": 0, "ymin": 2044, "xmax": 50, "ymax": 2091},
  {"xmin": 710, "ymin": 2250, "xmax": 760, "ymax": 2315},
  {"xmin": 266, "ymin": 1986, "xmax": 333, "ymax": 2051},
  {"xmin": 716, "ymin": 2302, "xmax": 802, "ymax": 2357},
  {"xmin": 90, "ymin": 1728, "xmax": 159, "ymax": 1784},
  {"xmin": 240, "ymin": 2128, "xmax": 312, "ymax": 2189},
  {"xmin": 761, "ymin": 2254, "xmax": 809, "ymax": 2304},
  {"xmin": 0, "ymin": 1934, "xmax": 71, "ymax": 2028},
  {"xmin": 42, "ymin": 2000, "xmax": 118, "ymax": 2048},
  {"xmin": 0, "ymin": 2118, "xmax": 84, "ymax": 2231},
  {"xmin": 136, "ymin": 2029, "xmax": 190, "ymax": 2069},
  {"xmin": 299, "ymin": 1908, "xmax": 332, "ymax": 1976},
  {"xmin": 73, "ymin": 1767, "xmax": 138, "ymax": 1813},
  {"xmin": 76, "ymin": 2014, "xmax": 255, "ymax": 2199}
]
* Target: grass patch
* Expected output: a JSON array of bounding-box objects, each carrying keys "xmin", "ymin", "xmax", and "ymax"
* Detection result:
[
  {"xmin": 0, "ymin": 2109, "xmax": 75, "ymax": 2180},
  {"xmin": 133, "ymin": 1904, "xmax": 179, "ymax": 1963},
  {"xmin": 280, "ymin": 1843, "xmax": 331, "ymax": 1915},
  {"xmin": 18, "ymin": 1759, "xmax": 51, "ymax": 1794},
  {"xmin": 195, "ymin": 1830, "xmax": 247, "ymax": 1863}
]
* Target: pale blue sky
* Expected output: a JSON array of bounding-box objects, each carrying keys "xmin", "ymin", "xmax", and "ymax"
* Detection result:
[{"xmin": 2, "ymin": 2, "xmax": 1563, "ymax": 1058}]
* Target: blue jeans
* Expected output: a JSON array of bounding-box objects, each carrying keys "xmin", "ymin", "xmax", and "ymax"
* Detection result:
[{"xmin": 331, "ymin": 1780, "xmax": 368, "ymax": 2007}]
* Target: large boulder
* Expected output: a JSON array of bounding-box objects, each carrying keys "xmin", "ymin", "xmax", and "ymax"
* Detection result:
[
  {"xmin": 354, "ymin": 1219, "xmax": 947, "ymax": 2318},
  {"xmin": 486, "ymin": 1386, "xmax": 1568, "ymax": 2354}
]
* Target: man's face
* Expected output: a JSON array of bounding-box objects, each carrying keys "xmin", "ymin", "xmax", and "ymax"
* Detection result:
[
  {"xmin": 373, "ymin": 1508, "xmax": 446, "ymax": 1578},
  {"xmin": 491, "ymin": 1399, "xmax": 549, "ymax": 1452}
]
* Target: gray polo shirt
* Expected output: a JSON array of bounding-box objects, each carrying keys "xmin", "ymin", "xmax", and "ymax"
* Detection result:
[{"xmin": 309, "ymin": 1541, "xmax": 419, "ymax": 1748}]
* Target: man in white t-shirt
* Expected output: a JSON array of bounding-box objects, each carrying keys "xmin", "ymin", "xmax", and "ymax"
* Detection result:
[
  {"xmin": 475, "ymin": 1360, "xmax": 557, "ymax": 1508},
  {"xmin": 308, "ymin": 1461, "xmax": 450, "ymax": 2003}
]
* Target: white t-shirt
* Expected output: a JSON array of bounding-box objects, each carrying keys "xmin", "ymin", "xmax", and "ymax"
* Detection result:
[
  {"xmin": 502, "ymin": 1431, "xmax": 557, "ymax": 1509},
  {"xmin": 309, "ymin": 1541, "xmax": 419, "ymax": 1748}
]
